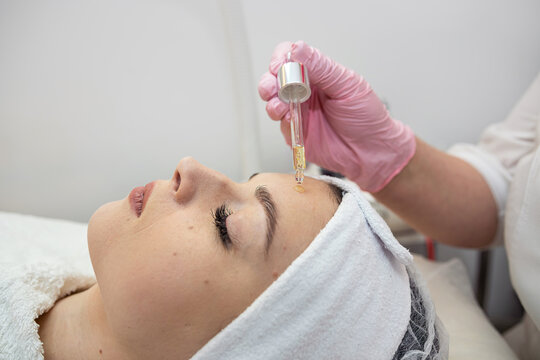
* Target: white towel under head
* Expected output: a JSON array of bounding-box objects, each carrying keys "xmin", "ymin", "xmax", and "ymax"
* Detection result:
[
  {"xmin": 0, "ymin": 212, "xmax": 95, "ymax": 360},
  {"xmin": 192, "ymin": 176, "xmax": 435, "ymax": 359}
]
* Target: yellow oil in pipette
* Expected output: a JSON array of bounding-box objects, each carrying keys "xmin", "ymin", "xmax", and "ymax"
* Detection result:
[
  {"xmin": 290, "ymin": 98, "xmax": 305, "ymax": 187},
  {"xmin": 293, "ymin": 145, "xmax": 305, "ymax": 180}
]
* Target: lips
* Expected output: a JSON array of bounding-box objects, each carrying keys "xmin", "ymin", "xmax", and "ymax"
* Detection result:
[{"xmin": 129, "ymin": 181, "xmax": 155, "ymax": 217}]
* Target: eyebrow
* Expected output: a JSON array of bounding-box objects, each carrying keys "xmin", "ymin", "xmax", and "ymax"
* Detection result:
[{"xmin": 254, "ymin": 185, "xmax": 278, "ymax": 255}]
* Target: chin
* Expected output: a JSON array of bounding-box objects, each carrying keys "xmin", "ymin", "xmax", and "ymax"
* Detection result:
[{"xmin": 87, "ymin": 199, "xmax": 124, "ymax": 265}]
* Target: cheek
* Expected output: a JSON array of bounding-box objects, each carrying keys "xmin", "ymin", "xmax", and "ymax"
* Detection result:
[
  {"xmin": 92, "ymin": 208, "xmax": 274, "ymax": 342},
  {"xmin": 106, "ymin": 252, "xmax": 197, "ymax": 329},
  {"xmin": 97, "ymin": 221, "xmax": 231, "ymax": 333}
]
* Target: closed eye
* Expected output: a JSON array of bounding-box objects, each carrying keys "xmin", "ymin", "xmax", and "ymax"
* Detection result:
[{"xmin": 212, "ymin": 204, "xmax": 233, "ymax": 250}]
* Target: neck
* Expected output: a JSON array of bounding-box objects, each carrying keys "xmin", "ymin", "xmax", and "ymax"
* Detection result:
[{"xmin": 37, "ymin": 284, "xmax": 126, "ymax": 360}]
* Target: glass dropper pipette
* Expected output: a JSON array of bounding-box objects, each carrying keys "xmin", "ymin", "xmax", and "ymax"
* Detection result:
[{"xmin": 277, "ymin": 51, "xmax": 311, "ymax": 187}]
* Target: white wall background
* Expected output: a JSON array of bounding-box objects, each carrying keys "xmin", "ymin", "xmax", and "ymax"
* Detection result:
[
  {"xmin": 1, "ymin": 0, "xmax": 250, "ymax": 222},
  {"xmin": 249, "ymin": 0, "xmax": 540, "ymax": 171},
  {"xmin": 1, "ymin": 0, "xmax": 539, "ymax": 329},
  {"xmin": 2, "ymin": 0, "xmax": 539, "ymax": 223}
]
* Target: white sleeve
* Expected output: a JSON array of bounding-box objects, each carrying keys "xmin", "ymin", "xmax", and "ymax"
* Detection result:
[{"xmin": 448, "ymin": 71, "xmax": 540, "ymax": 246}]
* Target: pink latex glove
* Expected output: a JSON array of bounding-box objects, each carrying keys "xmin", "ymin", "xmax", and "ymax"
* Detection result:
[{"xmin": 258, "ymin": 41, "xmax": 416, "ymax": 192}]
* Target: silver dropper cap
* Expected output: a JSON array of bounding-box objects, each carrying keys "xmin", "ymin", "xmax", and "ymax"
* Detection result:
[{"xmin": 277, "ymin": 57, "xmax": 311, "ymax": 104}]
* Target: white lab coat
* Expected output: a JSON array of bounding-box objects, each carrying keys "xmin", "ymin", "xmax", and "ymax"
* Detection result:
[{"xmin": 449, "ymin": 72, "xmax": 540, "ymax": 359}]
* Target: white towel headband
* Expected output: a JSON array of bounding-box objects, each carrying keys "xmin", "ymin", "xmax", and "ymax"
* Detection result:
[{"xmin": 193, "ymin": 176, "xmax": 447, "ymax": 359}]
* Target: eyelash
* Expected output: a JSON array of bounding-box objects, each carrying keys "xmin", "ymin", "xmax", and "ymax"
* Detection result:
[{"xmin": 212, "ymin": 204, "xmax": 233, "ymax": 249}]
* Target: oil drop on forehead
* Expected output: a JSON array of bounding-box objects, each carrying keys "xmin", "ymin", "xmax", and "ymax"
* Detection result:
[{"xmin": 277, "ymin": 50, "xmax": 311, "ymax": 188}]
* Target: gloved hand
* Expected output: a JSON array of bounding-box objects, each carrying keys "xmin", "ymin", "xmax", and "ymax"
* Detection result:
[{"xmin": 258, "ymin": 41, "xmax": 416, "ymax": 192}]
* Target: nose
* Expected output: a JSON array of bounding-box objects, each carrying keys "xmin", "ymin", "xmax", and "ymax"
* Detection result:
[{"xmin": 173, "ymin": 157, "xmax": 233, "ymax": 204}]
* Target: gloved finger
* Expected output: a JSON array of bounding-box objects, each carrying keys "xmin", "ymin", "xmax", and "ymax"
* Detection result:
[
  {"xmin": 258, "ymin": 72, "xmax": 278, "ymax": 101},
  {"xmin": 290, "ymin": 40, "xmax": 363, "ymax": 100},
  {"xmin": 269, "ymin": 41, "xmax": 293, "ymax": 75},
  {"xmin": 280, "ymin": 117, "xmax": 292, "ymax": 146},
  {"xmin": 266, "ymin": 97, "xmax": 289, "ymax": 121}
]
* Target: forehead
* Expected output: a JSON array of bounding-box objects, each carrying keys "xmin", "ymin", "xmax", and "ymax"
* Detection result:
[
  {"xmin": 247, "ymin": 173, "xmax": 338, "ymax": 243},
  {"xmin": 248, "ymin": 173, "xmax": 333, "ymax": 207}
]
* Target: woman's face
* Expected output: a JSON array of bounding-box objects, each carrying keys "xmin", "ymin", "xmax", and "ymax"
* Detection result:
[{"xmin": 88, "ymin": 157, "xmax": 339, "ymax": 356}]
